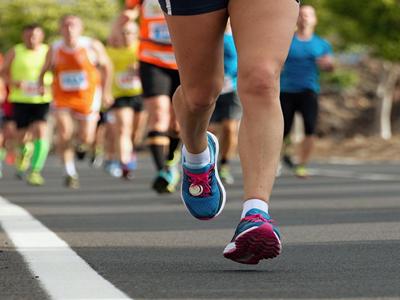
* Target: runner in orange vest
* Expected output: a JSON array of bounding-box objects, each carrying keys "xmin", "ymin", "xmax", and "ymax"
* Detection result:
[
  {"xmin": 38, "ymin": 15, "xmax": 113, "ymax": 189},
  {"xmin": 122, "ymin": 0, "xmax": 181, "ymax": 194}
]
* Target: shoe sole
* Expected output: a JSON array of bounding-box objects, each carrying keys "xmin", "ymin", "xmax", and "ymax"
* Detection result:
[
  {"xmin": 27, "ymin": 181, "xmax": 44, "ymax": 186},
  {"xmin": 180, "ymin": 131, "xmax": 226, "ymax": 220},
  {"xmin": 223, "ymin": 223, "xmax": 281, "ymax": 264}
]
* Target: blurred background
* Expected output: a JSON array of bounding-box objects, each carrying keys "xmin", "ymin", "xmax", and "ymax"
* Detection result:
[{"xmin": 0, "ymin": 0, "xmax": 399, "ymax": 160}]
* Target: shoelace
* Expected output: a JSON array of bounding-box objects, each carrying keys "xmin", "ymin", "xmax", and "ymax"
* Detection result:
[
  {"xmin": 184, "ymin": 165, "xmax": 214, "ymax": 197},
  {"xmin": 242, "ymin": 214, "xmax": 275, "ymax": 225}
]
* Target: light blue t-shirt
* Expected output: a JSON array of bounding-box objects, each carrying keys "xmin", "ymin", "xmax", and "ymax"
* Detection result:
[
  {"xmin": 281, "ymin": 34, "xmax": 333, "ymax": 93},
  {"xmin": 221, "ymin": 33, "xmax": 238, "ymax": 94}
]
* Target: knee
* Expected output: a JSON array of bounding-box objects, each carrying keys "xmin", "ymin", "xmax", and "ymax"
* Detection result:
[
  {"xmin": 58, "ymin": 128, "xmax": 71, "ymax": 143},
  {"xmin": 238, "ymin": 62, "xmax": 282, "ymax": 108},
  {"xmin": 182, "ymin": 78, "xmax": 223, "ymax": 113},
  {"xmin": 146, "ymin": 104, "xmax": 170, "ymax": 130},
  {"xmin": 117, "ymin": 123, "xmax": 132, "ymax": 137}
]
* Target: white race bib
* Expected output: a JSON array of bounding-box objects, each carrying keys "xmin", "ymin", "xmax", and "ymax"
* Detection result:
[
  {"xmin": 21, "ymin": 81, "xmax": 40, "ymax": 97},
  {"xmin": 149, "ymin": 22, "xmax": 171, "ymax": 44},
  {"xmin": 59, "ymin": 71, "xmax": 88, "ymax": 91},
  {"xmin": 141, "ymin": 49, "xmax": 176, "ymax": 64},
  {"xmin": 116, "ymin": 72, "xmax": 142, "ymax": 90}
]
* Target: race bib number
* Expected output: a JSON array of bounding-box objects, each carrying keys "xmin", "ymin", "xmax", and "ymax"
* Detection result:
[
  {"xmin": 116, "ymin": 71, "xmax": 142, "ymax": 90},
  {"xmin": 221, "ymin": 76, "xmax": 235, "ymax": 94},
  {"xmin": 59, "ymin": 71, "xmax": 88, "ymax": 91},
  {"xmin": 149, "ymin": 22, "xmax": 171, "ymax": 44},
  {"xmin": 21, "ymin": 81, "xmax": 40, "ymax": 97}
]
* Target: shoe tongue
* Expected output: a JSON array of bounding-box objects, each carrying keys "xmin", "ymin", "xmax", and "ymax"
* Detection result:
[
  {"xmin": 183, "ymin": 163, "xmax": 212, "ymax": 174},
  {"xmin": 245, "ymin": 209, "xmax": 270, "ymax": 219}
]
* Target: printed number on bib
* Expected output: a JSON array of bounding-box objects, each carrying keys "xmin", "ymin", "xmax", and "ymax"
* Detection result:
[
  {"xmin": 60, "ymin": 71, "xmax": 88, "ymax": 91},
  {"xmin": 21, "ymin": 81, "xmax": 40, "ymax": 97},
  {"xmin": 149, "ymin": 22, "xmax": 171, "ymax": 44},
  {"xmin": 116, "ymin": 72, "xmax": 142, "ymax": 90}
]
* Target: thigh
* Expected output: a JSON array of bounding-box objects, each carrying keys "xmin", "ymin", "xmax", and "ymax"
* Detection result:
[
  {"xmin": 53, "ymin": 110, "xmax": 74, "ymax": 140},
  {"xmin": 164, "ymin": 10, "xmax": 228, "ymax": 95},
  {"xmin": 114, "ymin": 107, "xmax": 134, "ymax": 129},
  {"xmin": 77, "ymin": 118, "xmax": 98, "ymax": 142},
  {"xmin": 298, "ymin": 91, "xmax": 319, "ymax": 136},
  {"xmin": 229, "ymin": 0, "xmax": 299, "ymax": 88}
]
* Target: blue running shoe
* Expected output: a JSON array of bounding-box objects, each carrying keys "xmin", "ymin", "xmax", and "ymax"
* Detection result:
[
  {"xmin": 181, "ymin": 132, "xmax": 226, "ymax": 220},
  {"xmin": 223, "ymin": 209, "xmax": 281, "ymax": 264}
]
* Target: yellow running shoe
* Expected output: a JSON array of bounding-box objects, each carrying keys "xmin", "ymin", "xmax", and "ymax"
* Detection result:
[
  {"xmin": 16, "ymin": 143, "xmax": 34, "ymax": 174},
  {"xmin": 294, "ymin": 164, "xmax": 310, "ymax": 179},
  {"xmin": 27, "ymin": 171, "xmax": 45, "ymax": 186}
]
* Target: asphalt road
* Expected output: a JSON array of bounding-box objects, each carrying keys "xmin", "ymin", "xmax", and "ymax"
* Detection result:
[{"xmin": 1, "ymin": 155, "xmax": 400, "ymax": 300}]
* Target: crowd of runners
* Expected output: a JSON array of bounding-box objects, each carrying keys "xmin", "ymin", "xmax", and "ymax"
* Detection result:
[{"xmin": 0, "ymin": 1, "xmax": 334, "ymax": 264}]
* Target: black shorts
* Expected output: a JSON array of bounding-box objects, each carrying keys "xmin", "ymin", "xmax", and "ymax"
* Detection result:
[
  {"xmin": 159, "ymin": 0, "xmax": 299, "ymax": 15},
  {"xmin": 12, "ymin": 103, "xmax": 50, "ymax": 129},
  {"xmin": 139, "ymin": 61, "xmax": 180, "ymax": 99},
  {"xmin": 97, "ymin": 111, "xmax": 107, "ymax": 126},
  {"xmin": 159, "ymin": 0, "xmax": 228, "ymax": 15},
  {"xmin": 280, "ymin": 90, "xmax": 318, "ymax": 137},
  {"xmin": 111, "ymin": 96, "xmax": 144, "ymax": 112},
  {"xmin": 211, "ymin": 92, "xmax": 242, "ymax": 123}
]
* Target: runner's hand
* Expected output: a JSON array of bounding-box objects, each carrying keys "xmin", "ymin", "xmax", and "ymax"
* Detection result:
[
  {"xmin": 102, "ymin": 93, "xmax": 114, "ymax": 110},
  {"xmin": 37, "ymin": 81, "xmax": 45, "ymax": 96},
  {"xmin": 316, "ymin": 55, "xmax": 334, "ymax": 71}
]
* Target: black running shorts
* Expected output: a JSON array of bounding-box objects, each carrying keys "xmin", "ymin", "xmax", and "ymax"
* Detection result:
[
  {"xmin": 111, "ymin": 96, "xmax": 144, "ymax": 112},
  {"xmin": 159, "ymin": 0, "xmax": 300, "ymax": 15},
  {"xmin": 158, "ymin": 0, "xmax": 228, "ymax": 15},
  {"xmin": 139, "ymin": 61, "xmax": 180, "ymax": 99},
  {"xmin": 211, "ymin": 92, "xmax": 242, "ymax": 123},
  {"xmin": 12, "ymin": 103, "xmax": 50, "ymax": 129},
  {"xmin": 280, "ymin": 90, "xmax": 319, "ymax": 137}
]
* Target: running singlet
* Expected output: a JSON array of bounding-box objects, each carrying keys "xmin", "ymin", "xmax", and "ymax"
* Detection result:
[
  {"xmin": 52, "ymin": 37, "xmax": 101, "ymax": 114},
  {"xmin": 9, "ymin": 44, "xmax": 52, "ymax": 104},
  {"xmin": 126, "ymin": 0, "xmax": 177, "ymax": 70},
  {"xmin": 280, "ymin": 34, "xmax": 333, "ymax": 93},
  {"xmin": 106, "ymin": 42, "xmax": 143, "ymax": 98}
]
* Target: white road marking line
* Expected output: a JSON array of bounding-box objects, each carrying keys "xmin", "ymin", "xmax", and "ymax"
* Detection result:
[
  {"xmin": 308, "ymin": 168, "xmax": 400, "ymax": 181},
  {"xmin": 0, "ymin": 196, "xmax": 133, "ymax": 300}
]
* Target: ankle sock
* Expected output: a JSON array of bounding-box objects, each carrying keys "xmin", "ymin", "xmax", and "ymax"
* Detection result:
[
  {"xmin": 182, "ymin": 145, "xmax": 210, "ymax": 169},
  {"xmin": 241, "ymin": 199, "xmax": 269, "ymax": 219}
]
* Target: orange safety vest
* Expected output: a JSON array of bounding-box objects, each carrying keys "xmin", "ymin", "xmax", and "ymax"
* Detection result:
[
  {"xmin": 126, "ymin": 0, "xmax": 177, "ymax": 70},
  {"xmin": 52, "ymin": 37, "xmax": 101, "ymax": 115}
]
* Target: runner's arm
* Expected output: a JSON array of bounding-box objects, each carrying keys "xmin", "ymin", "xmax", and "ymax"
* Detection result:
[
  {"xmin": 108, "ymin": 9, "xmax": 139, "ymax": 47},
  {"xmin": 92, "ymin": 40, "xmax": 114, "ymax": 108},
  {"xmin": 38, "ymin": 47, "xmax": 54, "ymax": 95},
  {"xmin": 0, "ymin": 48, "xmax": 15, "ymax": 86}
]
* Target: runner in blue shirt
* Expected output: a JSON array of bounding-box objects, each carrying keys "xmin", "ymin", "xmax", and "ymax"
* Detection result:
[{"xmin": 280, "ymin": 5, "xmax": 334, "ymax": 178}]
